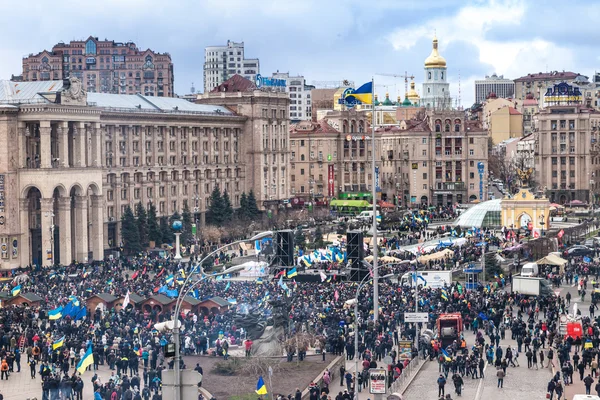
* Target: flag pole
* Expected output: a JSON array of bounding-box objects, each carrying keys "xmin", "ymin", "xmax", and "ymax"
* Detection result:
[{"xmin": 371, "ymin": 77, "xmax": 379, "ymax": 323}]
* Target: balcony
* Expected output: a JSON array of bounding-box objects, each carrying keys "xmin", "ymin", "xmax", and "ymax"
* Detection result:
[{"xmin": 435, "ymin": 181, "xmax": 466, "ymax": 191}]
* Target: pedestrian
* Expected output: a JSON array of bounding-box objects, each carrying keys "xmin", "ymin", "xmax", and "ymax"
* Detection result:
[
  {"xmin": 0, "ymin": 359, "xmax": 8, "ymax": 380},
  {"xmin": 452, "ymin": 372, "xmax": 463, "ymax": 396},
  {"xmin": 29, "ymin": 357, "xmax": 36, "ymax": 379},
  {"xmin": 437, "ymin": 374, "xmax": 447, "ymax": 397},
  {"xmin": 555, "ymin": 380, "xmax": 563, "ymax": 400},
  {"xmin": 496, "ymin": 367, "xmax": 505, "ymax": 388},
  {"xmin": 585, "ymin": 374, "xmax": 595, "ymax": 395}
]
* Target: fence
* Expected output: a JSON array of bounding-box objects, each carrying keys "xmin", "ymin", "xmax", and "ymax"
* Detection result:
[{"xmin": 388, "ymin": 356, "xmax": 424, "ymax": 395}]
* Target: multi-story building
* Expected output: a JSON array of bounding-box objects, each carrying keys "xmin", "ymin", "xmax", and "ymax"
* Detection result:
[
  {"xmin": 534, "ymin": 83, "xmax": 600, "ymax": 203},
  {"xmin": 21, "ymin": 36, "xmax": 174, "ymax": 97},
  {"xmin": 521, "ymin": 94, "xmax": 539, "ymax": 136},
  {"xmin": 270, "ymin": 72, "xmax": 314, "ymax": 121},
  {"xmin": 289, "ymin": 109, "xmax": 487, "ymax": 207},
  {"xmin": 203, "ymin": 40, "xmax": 259, "ymax": 93},
  {"xmin": 197, "ymin": 77, "xmax": 290, "ymax": 208},
  {"xmin": 0, "ymin": 76, "xmax": 286, "ymax": 269},
  {"xmin": 513, "ymin": 71, "xmax": 579, "ymax": 102},
  {"xmin": 474, "ymin": 74, "xmax": 515, "ymax": 104},
  {"xmin": 421, "ymin": 36, "xmax": 451, "ymax": 110}
]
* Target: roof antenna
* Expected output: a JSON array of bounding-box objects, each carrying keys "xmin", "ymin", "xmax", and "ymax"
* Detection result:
[{"xmin": 458, "ymin": 70, "xmax": 461, "ymax": 109}]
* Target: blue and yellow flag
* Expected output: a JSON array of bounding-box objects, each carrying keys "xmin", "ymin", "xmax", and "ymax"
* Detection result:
[
  {"xmin": 175, "ymin": 276, "xmax": 185, "ymax": 285},
  {"xmin": 11, "ymin": 285, "xmax": 21, "ymax": 297},
  {"xmin": 179, "ymin": 269, "xmax": 186, "ymax": 279},
  {"xmin": 441, "ymin": 349, "xmax": 452, "ymax": 362},
  {"xmin": 287, "ymin": 267, "xmax": 298, "ymax": 278},
  {"xmin": 256, "ymin": 277, "xmax": 263, "ymax": 285},
  {"xmin": 48, "ymin": 306, "xmax": 63, "ymax": 320},
  {"xmin": 441, "ymin": 289, "xmax": 449, "ymax": 301},
  {"xmin": 52, "ymin": 336, "xmax": 65, "ymax": 350},
  {"xmin": 165, "ymin": 274, "xmax": 174, "ymax": 285},
  {"xmin": 69, "ymin": 295, "xmax": 80, "ymax": 307},
  {"xmin": 76, "ymin": 345, "xmax": 94, "ymax": 374},
  {"xmin": 255, "ymin": 376, "xmax": 268, "ymax": 395},
  {"xmin": 107, "ymin": 278, "xmax": 113, "ymax": 286},
  {"xmin": 344, "ymin": 82, "xmax": 373, "ymax": 105}
]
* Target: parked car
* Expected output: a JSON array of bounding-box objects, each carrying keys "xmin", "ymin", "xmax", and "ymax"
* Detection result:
[{"xmin": 565, "ymin": 245, "xmax": 594, "ymax": 257}]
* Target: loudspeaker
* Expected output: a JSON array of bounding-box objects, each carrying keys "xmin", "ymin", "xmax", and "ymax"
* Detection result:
[
  {"xmin": 275, "ymin": 230, "xmax": 294, "ymax": 267},
  {"xmin": 347, "ymin": 230, "xmax": 367, "ymax": 281}
]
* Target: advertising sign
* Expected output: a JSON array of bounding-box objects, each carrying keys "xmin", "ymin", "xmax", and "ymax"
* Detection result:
[
  {"xmin": 328, "ymin": 164, "xmax": 335, "ymax": 197},
  {"xmin": 375, "ymin": 167, "xmax": 381, "ymax": 193},
  {"xmin": 369, "ymin": 369, "xmax": 387, "ymax": 394},
  {"xmin": 255, "ymin": 74, "xmax": 286, "ymax": 88},
  {"xmin": 477, "ymin": 162, "xmax": 485, "ymax": 200},
  {"xmin": 398, "ymin": 340, "xmax": 413, "ymax": 360}
]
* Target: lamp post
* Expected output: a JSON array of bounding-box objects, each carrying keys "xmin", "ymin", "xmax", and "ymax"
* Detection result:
[
  {"xmin": 45, "ymin": 211, "xmax": 55, "ymax": 265},
  {"xmin": 170, "ymin": 230, "xmax": 273, "ymax": 400},
  {"xmin": 173, "ymin": 220, "xmax": 183, "ymax": 260},
  {"xmin": 346, "ymin": 271, "xmax": 394, "ymax": 395},
  {"xmin": 539, "ymin": 213, "xmax": 545, "ymax": 237}
]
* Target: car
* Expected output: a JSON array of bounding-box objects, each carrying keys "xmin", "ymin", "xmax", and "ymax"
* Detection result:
[
  {"xmin": 565, "ymin": 245, "xmax": 594, "ymax": 257},
  {"xmin": 584, "ymin": 238, "xmax": 597, "ymax": 248}
]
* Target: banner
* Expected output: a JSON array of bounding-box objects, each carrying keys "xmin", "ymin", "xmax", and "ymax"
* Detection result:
[
  {"xmin": 375, "ymin": 166, "xmax": 381, "ymax": 193},
  {"xmin": 328, "ymin": 164, "xmax": 335, "ymax": 197}
]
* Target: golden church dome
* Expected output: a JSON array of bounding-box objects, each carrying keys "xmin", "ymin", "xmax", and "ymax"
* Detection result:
[
  {"xmin": 407, "ymin": 80, "xmax": 420, "ymax": 102},
  {"xmin": 424, "ymin": 36, "xmax": 446, "ymax": 68}
]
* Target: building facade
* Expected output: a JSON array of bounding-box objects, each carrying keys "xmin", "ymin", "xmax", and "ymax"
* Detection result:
[
  {"xmin": 0, "ymin": 78, "xmax": 286, "ymax": 269},
  {"xmin": 421, "ymin": 36, "xmax": 451, "ymax": 110},
  {"xmin": 203, "ymin": 41, "xmax": 260, "ymax": 93},
  {"xmin": 22, "ymin": 36, "xmax": 174, "ymax": 97},
  {"xmin": 513, "ymin": 71, "xmax": 579, "ymax": 102},
  {"xmin": 271, "ymin": 72, "xmax": 314, "ymax": 121},
  {"xmin": 289, "ymin": 109, "xmax": 488, "ymax": 207},
  {"xmin": 197, "ymin": 81, "xmax": 290, "ymax": 208},
  {"xmin": 533, "ymin": 84, "xmax": 600, "ymax": 203},
  {"xmin": 474, "ymin": 74, "xmax": 515, "ymax": 104}
]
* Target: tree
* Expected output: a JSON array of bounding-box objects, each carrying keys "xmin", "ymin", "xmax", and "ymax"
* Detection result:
[
  {"xmin": 313, "ymin": 225, "xmax": 324, "ymax": 249},
  {"xmin": 135, "ymin": 202, "xmax": 148, "ymax": 248},
  {"xmin": 239, "ymin": 192, "xmax": 248, "ymax": 219},
  {"xmin": 181, "ymin": 201, "xmax": 193, "ymax": 245},
  {"xmin": 294, "ymin": 227, "xmax": 306, "ymax": 249},
  {"xmin": 121, "ymin": 205, "xmax": 142, "ymax": 254},
  {"xmin": 147, "ymin": 202, "xmax": 162, "ymax": 246},
  {"xmin": 484, "ymin": 251, "xmax": 503, "ymax": 282},
  {"xmin": 246, "ymin": 190, "xmax": 260, "ymax": 219},
  {"xmin": 222, "ymin": 190, "xmax": 234, "ymax": 222},
  {"xmin": 207, "ymin": 186, "xmax": 226, "ymax": 225},
  {"xmin": 160, "ymin": 217, "xmax": 174, "ymax": 244}
]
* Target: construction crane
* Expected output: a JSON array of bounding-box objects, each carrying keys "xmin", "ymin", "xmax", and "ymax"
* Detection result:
[{"xmin": 376, "ymin": 72, "xmax": 414, "ymax": 95}]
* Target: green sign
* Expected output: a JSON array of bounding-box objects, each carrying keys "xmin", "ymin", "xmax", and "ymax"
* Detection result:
[{"xmin": 192, "ymin": 224, "xmax": 197, "ymax": 236}]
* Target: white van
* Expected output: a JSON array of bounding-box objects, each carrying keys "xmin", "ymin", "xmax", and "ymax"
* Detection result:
[
  {"xmin": 357, "ymin": 210, "xmax": 380, "ymax": 222},
  {"xmin": 573, "ymin": 395, "xmax": 600, "ymax": 400},
  {"xmin": 521, "ymin": 262, "xmax": 539, "ymax": 277}
]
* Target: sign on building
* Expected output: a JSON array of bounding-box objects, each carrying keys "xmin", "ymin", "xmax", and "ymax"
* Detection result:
[{"xmin": 369, "ymin": 368, "xmax": 387, "ymax": 394}]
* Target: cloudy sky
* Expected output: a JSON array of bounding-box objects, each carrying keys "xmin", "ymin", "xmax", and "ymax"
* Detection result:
[{"xmin": 0, "ymin": 0, "xmax": 596, "ymax": 106}]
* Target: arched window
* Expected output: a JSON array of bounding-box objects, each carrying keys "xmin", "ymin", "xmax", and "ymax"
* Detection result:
[
  {"xmin": 428, "ymin": 72, "xmax": 431, "ymax": 80},
  {"xmin": 41, "ymin": 56, "xmax": 48, "ymax": 64},
  {"xmin": 300, "ymin": 154, "xmax": 305, "ymax": 161},
  {"xmin": 435, "ymin": 119, "xmax": 442, "ymax": 133},
  {"xmin": 455, "ymin": 124, "xmax": 460, "ymax": 132},
  {"xmin": 85, "ymin": 39, "xmax": 96, "ymax": 55},
  {"xmin": 441, "ymin": 72, "xmax": 444, "ymax": 80},
  {"xmin": 445, "ymin": 124, "xmax": 450, "ymax": 132}
]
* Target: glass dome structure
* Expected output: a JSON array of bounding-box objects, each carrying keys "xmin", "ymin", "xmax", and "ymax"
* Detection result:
[{"xmin": 453, "ymin": 199, "xmax": 502, "ymax": 228}]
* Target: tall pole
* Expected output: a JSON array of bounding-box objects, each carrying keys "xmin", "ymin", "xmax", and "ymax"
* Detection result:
[
  {"xmin": 354, "ymin": 300, "xmax": 359, "ymax": 392},
  {"xmin": 414, "ymin": 269, "xmax": 419, "ymax": 356},
  {"xmin": 372, "ymin": 77, "xmax": 379, "ymax": 323}
]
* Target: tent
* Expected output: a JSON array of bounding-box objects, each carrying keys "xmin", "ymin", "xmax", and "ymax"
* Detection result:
[
  {"xmin": 536, "ymin": 253, "xmax": 568, "ymax": 273},
  {"xmin": 418, "ymin": 248, "xmax": 454, "ymax": 263}
]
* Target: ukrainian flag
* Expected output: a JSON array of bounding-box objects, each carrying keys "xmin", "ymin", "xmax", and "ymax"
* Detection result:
[
  {"xmin": 255, "ymin": 376, "xmax": 268, "ymax": 395},
  {"xmin": 11, "ymin": 285, "xmax": 21, "ymax": 297},
  {"xmin": 165, "ymin": 274, "xmax": 174, "ymax": 285},
  {"xmin": 69, "ymin": 295, "xmax": 80, "ymax": 307},
  {"xmin": 48, "ymin": 306, "xmax": 63, "ymax": 320},
  {"xmin": 344, "ymin": 82, "xmax": 373, "ymax": 105},
  {"xmin": 376, "ymin": 214, "xmax": 382, "ymax": 223},
  {"xmin": 107, "ymin": 278, "xmax": 114, "ymax": 286},
  {"xmin": 76, "ymin": 345, "xmax": 94, "ymax": 374},
  {"xmin": 175, "ymin": 276, "xmax": 185, "ymax": 285},
  {"xmin": 256, "ymin": 277, "xmax": 263, "ymax": 285},
  {"xmin": 441, "ymin": 289, "xmax": 449, "ymax": 301},
  {"xmin": 52, "ymin": 336, "xmax": 65, "ymax": 350},
  {"xmin": 441, "ymin": 349, "xmax": 452, "ymax": 361},
  {"xmin": 179, "ymin": 269, "xmax": 186, "ymax": 279},
  {"xmin": 287, "ymin": 268, "xmax": 298, "ymax": 278}
]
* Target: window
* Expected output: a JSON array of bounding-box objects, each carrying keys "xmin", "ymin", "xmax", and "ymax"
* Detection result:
[
  {"xmin": 469, "ymin": 161, "xmax": 474, "ymax": 167},
  {"xmin": 300, "ymin": 168, "xmax": 305, "ymax": 175},
  {"xmin": 469, "ymin": 149, "xmax": 474, "ymax": 156},
  {"xmin": 469, "ymin": 138, "xmax": 474, "ymax": 144},
  {"xmin": 422, "ymin": 173, "xmax": 427, "ymax": 179},
  {"xmin": 423, "ymin": 184, "xmax": 428, "ymax": 190},
  {"xmin": 422, "ymin": 138, "xmax": 427, "ymax": 144},
  {"xmin": 552, "ymin": 171, "xmax": 558, "ymax": 177},
  {"xmin": 85, "ymin": 39, "xmax": 96, "ymax": 55},
  {"xmin": 422, "ymin": 150, "xmax": 427, "ymax": 156},
  {"xmin": 470, "ymin": 172, "xmax": 474, "ymax": 179},
  {"xmin": 470, "ymin": 183, "xmax": 475, "ymax": 190}
]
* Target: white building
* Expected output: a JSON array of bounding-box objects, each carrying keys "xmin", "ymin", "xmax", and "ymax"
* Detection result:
[
  {"xmin": 421, "ymin": 36, "xmax": 451, "ymax": 110},
  {"xmin": 271, "ymin": 72, "xmax": 314, "ymax": 121},
  {"xmin": 474, "ymin": 74, "xmax": 515, "ymax": 104},
  {"xmin": 203, "ymin": 40, "xmax": 260, "ymax": 93}
]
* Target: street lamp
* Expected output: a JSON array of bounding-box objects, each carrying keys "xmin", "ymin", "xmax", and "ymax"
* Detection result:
[
  {"xmin": 170, "ymin": 230, "xmax": 273, "ymax": 400},
  {"xmin": 539, "ymin": 213, "xmax": 545, "ymax": 237},
  {"xmin": 346, "ymin": 270, "xmax": 394, "ymax": 394},
  {"xmin": 45, "ymin": 211, "xmax": 55, "ymax": 265}
]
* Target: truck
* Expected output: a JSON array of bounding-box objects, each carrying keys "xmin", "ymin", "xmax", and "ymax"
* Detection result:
[
  {"xmin": 400, "ymin": 270, "xmax": 453, "ymax": 289},
  {"xmin": 520, "ymin": 262, "xmax": 539, "ymax": 277},
  {"xmin": 436, "ymin": 313, "xmax": 463, "ymax": 347},
  {"xmin": 511, "ymin": 276, "xmax": 553, "ymax": 297}
]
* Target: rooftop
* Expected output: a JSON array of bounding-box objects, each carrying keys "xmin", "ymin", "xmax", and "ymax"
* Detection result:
[{"xmin": 514, "ymin": 71, "xmax": 579, "ymax": 82}]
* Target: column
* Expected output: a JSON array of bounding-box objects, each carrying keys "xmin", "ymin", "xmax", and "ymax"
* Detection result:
[
  {"xmin": 74, "ymin": 196, "xmax": 89, "ymax": 262},
  {"xmin": 57, "ymin": 122, "xmax": 69, "ymax": 168},
  {"xmin": 19, "ymin": 198, "xmax": 30, "ymax": 266},
  {"xmin": 90, "ymin": 195, "xmax": 104, "ymax": 261},
  {"xmin": 40, "ymin": 198, "xmax": 54, "ymax": 267},
  {"xmin": 91, "ymin": 123, "xmax": 102, "ymax": 167},
  {"xmin": 39, "ymin": 121, "xmax": 52, "ymax": 169},
  {"xmin": 58, "ymin": 196, "xmax": 72, "ymax": 264},
  {"xmin": 75, "ymin": 122, "xmax": 86, "ymax": 167},
  {"xmin": 18, "ymin": 122, "xmax": 27, "ymax": 169}
]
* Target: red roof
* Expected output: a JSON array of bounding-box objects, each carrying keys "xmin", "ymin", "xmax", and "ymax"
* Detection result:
[
  {"xmin": 508, "ymin": 107, "xmax": 521, "ymax": 115},
  {"xmin": 290, "ymin": 120, "xmax": 339, "ymax": 134},
  {"xmin": 210, "ymin": 74, "xmax": 256, "ymax": 93},
  {"xmin": 514, "ymin": 71, "xmax": 579, "ymax": 82}
]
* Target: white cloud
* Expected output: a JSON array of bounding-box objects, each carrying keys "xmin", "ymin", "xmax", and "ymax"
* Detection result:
[{"xmin": 386, "ymin": 0, "xmax": 576, "ymax": 82}]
